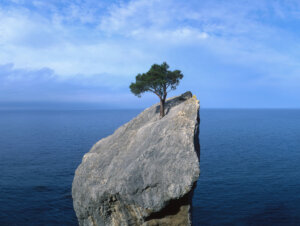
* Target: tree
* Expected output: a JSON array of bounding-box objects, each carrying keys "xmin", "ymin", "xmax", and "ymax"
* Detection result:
[{"xmin": 130, "ymin": 62, "xmax": 183, "ymax": 118}]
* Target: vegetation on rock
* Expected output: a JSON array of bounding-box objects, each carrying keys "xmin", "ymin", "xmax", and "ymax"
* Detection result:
[{"xmin": 130, "ymin": 62, "xmax": 183, "ymax": 117}]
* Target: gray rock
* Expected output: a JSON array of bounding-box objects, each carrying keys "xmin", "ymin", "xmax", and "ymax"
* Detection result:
[{"xmin": 72, "ymin": 91, "xmax": 200, "ymax": 226}]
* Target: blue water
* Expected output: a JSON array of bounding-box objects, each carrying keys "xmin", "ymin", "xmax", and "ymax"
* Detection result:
[{"xmin": 1, "ymin": 109, "xmax": 300, "ymax": 225}]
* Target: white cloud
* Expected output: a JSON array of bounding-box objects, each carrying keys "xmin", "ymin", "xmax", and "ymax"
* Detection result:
[
  {"xmin": 0, "ymin": 6, "xmax": 156, "ymax": 76},
  {"xmin": 99, "ymin": 0, "xmax": 169, "ymax": 32},
  {"xmin": 1, "ymin": 0, "xmax": 300, "ymax": 84},
  {"xmin": 99, "ymin": 0, "xmax": 208, "ymax": 43},
  {"xmin": 129, "ymin": 27, "xmax": 208, "ymax": 44}
]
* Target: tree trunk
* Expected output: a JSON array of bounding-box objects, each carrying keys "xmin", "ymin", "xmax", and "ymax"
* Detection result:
[{"xmin": 160, "ymin": 98, "xmax": 165, "ymax": 118}]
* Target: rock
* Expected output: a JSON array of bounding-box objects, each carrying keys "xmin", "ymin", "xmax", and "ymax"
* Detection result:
[{"xmin": 72, "ymin": 91, "xmax": 200, "ymax": 226}]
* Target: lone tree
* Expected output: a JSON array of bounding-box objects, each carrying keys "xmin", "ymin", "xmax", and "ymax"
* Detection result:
[{"xmin": 130, "ymin": 62, "xmax": 183, "ymax": 118}]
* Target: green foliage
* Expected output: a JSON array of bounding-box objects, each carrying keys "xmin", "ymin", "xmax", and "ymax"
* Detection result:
[{"xmin": 129, "ymin": 62, "xmax": 183, "ymax": 99}]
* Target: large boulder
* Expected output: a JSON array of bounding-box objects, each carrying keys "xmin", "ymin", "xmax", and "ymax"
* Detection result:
[{"xmin": 72, "ymin": 91, "xmax": 200, "ymax": 226}]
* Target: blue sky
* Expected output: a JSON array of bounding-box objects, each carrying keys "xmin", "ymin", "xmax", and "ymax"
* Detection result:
[{"xmin": 1, "ymin": 0, "xmax": 300, "ymax": 109}]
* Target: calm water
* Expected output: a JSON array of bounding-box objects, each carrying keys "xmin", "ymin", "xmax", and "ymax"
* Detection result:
[{"xmin": 1, "ymin": 109, "xmax": 300, "ymax": 225}]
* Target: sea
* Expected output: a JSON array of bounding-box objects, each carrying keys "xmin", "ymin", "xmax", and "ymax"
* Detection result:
[{"xmin": 1, "ymin": 109, "xmax": 300, "ymax": 225}]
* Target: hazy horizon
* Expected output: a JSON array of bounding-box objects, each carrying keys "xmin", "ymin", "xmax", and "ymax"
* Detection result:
[{"xmin": 2, "ymin": 101, "xmax": 300, "ymax": 111}]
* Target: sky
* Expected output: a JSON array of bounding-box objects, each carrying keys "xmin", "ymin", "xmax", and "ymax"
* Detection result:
[{"xmin": 1, "ymin": 0, "xmax": 300, "ymax": 109}]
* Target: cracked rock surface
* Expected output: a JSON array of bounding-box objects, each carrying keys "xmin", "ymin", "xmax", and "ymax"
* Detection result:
[{"xmin": 72, "ymin": 91, "xmax": 200, "ymax": 226}]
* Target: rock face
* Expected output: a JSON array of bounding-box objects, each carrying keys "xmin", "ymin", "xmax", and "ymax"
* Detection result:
[{"xmin": 72, "ymin": 91, "xmax": 200, "ymax": 226}]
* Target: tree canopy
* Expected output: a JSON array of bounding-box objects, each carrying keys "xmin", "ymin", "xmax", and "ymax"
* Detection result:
[{"xmin": 130, "ymin": 62, "xmax": 183, "ymax": 117}]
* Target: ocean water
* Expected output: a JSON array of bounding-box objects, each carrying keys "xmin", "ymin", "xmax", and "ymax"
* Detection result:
[
  {"xmin": 1, "ymin": 109, "xmax": 300, "ymax": 225},
  {"xmin": 193, "ymin": 109, "xmax": 300, "ymax": 226}
]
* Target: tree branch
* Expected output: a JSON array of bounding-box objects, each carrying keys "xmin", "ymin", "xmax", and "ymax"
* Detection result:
[{"xmin": 148, "ymin": 88, "xmax": 162, "ymax": 99}]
